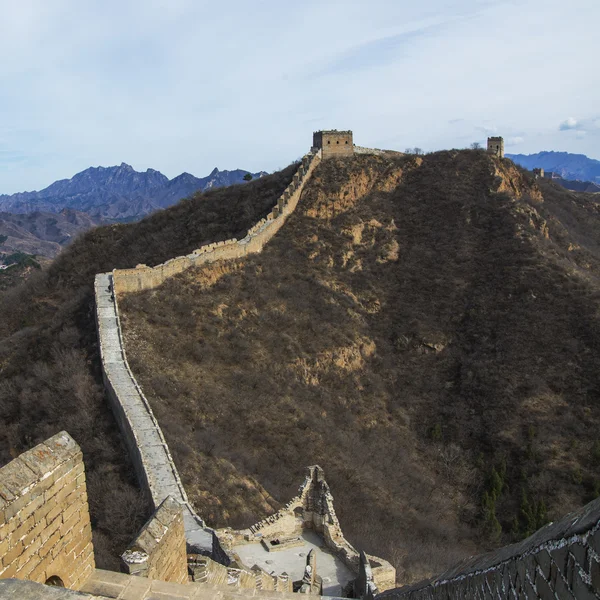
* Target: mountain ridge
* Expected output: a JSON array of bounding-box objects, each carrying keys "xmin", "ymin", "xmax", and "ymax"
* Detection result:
[
  {"xmin": 506, "ymin": 150, "xmax": 600, "ymax": 183},
  {"xmin": 0, "ymin": 162, "xmax": 267, "ymax": 221}
]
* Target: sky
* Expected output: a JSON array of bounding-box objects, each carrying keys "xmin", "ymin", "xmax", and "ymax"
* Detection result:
[{"xmin": 0, "ymin": 0, "xmax": 598, "ymax": 194}]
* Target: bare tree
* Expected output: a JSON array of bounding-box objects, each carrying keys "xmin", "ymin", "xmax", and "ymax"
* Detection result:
[
  {"xmin": 414, "ymin": 147, "xmax": 423, "ymax": 155},
  {"xmin": 471, "ymin": 142, "xmax": 482, "ymax": 150}
]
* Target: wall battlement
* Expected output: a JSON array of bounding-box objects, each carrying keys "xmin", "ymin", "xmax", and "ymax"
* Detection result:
[{"xmin": 112, "ymin": 150, "xmax": 321, "ymax": 295}]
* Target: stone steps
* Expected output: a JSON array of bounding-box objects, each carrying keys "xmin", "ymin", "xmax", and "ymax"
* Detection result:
[{"xmin": 80, "ymin": 569, "xmax": 345, "ymax": 599}]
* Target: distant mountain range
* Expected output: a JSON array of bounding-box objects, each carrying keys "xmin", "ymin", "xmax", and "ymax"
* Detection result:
[
  {"xmin": 506, "ymin": 151, "xmax": 600, "ymax": 183},
  {"xmin": 0, "ymin": 163, "xmax": 266, "ymax": 258},
  {"xmin": 0, "ymin": 163, "xmax": 267, "ymax": 221}
]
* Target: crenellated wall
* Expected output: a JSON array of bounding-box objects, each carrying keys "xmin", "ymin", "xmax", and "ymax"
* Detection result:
[
  {"xmin": 112, "ymin": 150, "xmax": 321, "ymax": 296},
  {"xmin": 94, "ymin": 148, "xmax": 322, "ymax": 567},
  {"xmin": 378, "ymin": 495, "xmax": 600, "ymax": 600}
]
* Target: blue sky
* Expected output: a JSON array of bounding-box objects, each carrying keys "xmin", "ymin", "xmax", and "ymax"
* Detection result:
[{"xmin": 0, "ymin": 0, "xmax": 598, "ymax": 193}]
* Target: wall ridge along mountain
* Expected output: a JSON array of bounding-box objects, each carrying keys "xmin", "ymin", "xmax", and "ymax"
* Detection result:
[{"xmin": 93, "ymin": 150, "xmax": 321, "ymax": 562}]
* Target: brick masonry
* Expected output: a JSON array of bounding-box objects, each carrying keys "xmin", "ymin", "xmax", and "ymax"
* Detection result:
[
  {"xmin": 0, "ymin": 432, "xmax": 95, "ymax": 590},
  {"xmin": 312, "ymin": 130, "xmax": 354, "ymax": 159},
  {"xmin": 121, "ymin": 496, "xmax": 188, "ymax": 584},
  {"xmin": 378, "ymin": 496, "xmax": 600, "ymax": 600},
  {"xmin": 487, "ymin": 136, "xmax": 505, "ymax": 158}
]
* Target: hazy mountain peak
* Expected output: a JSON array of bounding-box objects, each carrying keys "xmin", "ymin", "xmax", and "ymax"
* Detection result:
[{"xmin": 0, "ymin": 163, "xmax": 267, "ymax": 227}]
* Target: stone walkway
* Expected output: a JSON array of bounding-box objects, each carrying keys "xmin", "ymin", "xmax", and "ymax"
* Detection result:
[{"xmin": 95, "ymin": 273, "xmax": 214, "ymax": 555}]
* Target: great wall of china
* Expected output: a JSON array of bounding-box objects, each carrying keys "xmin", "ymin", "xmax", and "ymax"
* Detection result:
[{"xmin": 1, "ymin": 133, "xmax": 600, "ymax": 599}]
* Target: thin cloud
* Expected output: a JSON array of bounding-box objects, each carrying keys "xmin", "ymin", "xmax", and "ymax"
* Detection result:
[{"xmin": 559, "ymin": 117, "xmax": 580, "ymax": 131}]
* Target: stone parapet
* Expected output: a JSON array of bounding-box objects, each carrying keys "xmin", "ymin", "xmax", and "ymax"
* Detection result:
[
  {"xmin": 111, "ymin": 150, "xmax": 321, "ymax": 296},
  {"xmin": 377, "ymin": 496, "xmax": 600, "ymax": 600},
  {"xmin": 94, "ymin": 272, "xmax": 221, "ymax": 560},
  {"xmin": 121, "ymin": 496, "xmax": 188, "ymax": 584},
  {"xmin": 0, "ymin": 432, "xmax": 95, "ymax": 590}
]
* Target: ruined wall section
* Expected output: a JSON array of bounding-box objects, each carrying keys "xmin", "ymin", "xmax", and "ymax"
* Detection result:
[
  {"xmin": 121, "ymin": 496, "xmax": 188, "ymax": 584},
  {"xmin": 0, "ymin": 432, "xmax": 94, "ymax": 590},
  {"xmin": 377, "ymin": 496, "xmax": 600, "ymax": 600},
  {"xmin": 229, "ymin": 466, "xmax": 395, "ymax": 591},
  {"xmin": 112, "ymin": 150, "xmax": 321, "ymax": 295}
]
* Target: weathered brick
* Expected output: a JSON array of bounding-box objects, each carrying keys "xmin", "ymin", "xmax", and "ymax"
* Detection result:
[
  {"xmin": 60, "ymin": 511, "xmax": 81, "ymax": 539},
  {"xmin": 534, "ymin": 549, "xmax": 552, "ymax": 580},
  {"xmin": 22, "ymin": 518, "xmax": 48, "ymax": 548},
  {"xmin": 16, "ymin": 491, "xmax": 46, "ymax": 523},
  {"xmin": 568, "ymin": 542, "xmax": 587, "ymax": 569},
  {"xmin": 0, "ymin": 559, "xmax": 19, "ymax": 579},
  {"xmin": 41, "ymin": 512, "xmax": 63, "ymax": 543},
  {"xmin": 43, "ymin": 529, "xmax": 64, "ymax": 558},
  {"xmin": 1, "ymin": 538, "xmax": 23, "ymax": 568},
  {"xmin": 571, "ymin": 565, "xmax": 597, "ymax": 600},
  {"xmin": 551, "ymin": 545, "xmax": 570, "ymax": 578},
  {"xmin": 44, "ymin": 499, "xmax": 64, "ymax": 526},
  {"xmin": 61, "ymin": 492, "xmax": 84, "ymax": 523},
  {"xmin": 553, "ymin": 570, "xmax": 576, "ymax": 600},
  {"xmin": 535, "ymin": 573, "xmax": 556, "ymax": 600},
  {"xmin": 51, "ymin": 477, "xmax": 78, "ymax": 506},
  {"xmin": 10, "ymin": 512, "xmax": 35, "ymax": 542},
  {"xmin": 0, "ymin": 458, "xmax": 37, "ymax": 501},
  {"xmin": 15, "ymin": 534, "xmax": 43, "ymax": 569}
]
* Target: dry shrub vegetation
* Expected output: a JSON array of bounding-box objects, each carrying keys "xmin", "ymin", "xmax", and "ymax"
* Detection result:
[
  {"xmin": 0, "ymin": 165, "xmax": 297, "ymax": 569},
  {"xmin": 118, "ymin": 151, "xmax": 600, "ymax": 583}
]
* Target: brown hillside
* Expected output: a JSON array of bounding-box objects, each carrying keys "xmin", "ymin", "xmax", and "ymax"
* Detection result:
[
  {"xmin": 0, "ymin": 164, "xmax": 297, "ymax": 569},
  {"xmin": 119, "ymin": 151, "xmax": 600, "ymax": 583}
]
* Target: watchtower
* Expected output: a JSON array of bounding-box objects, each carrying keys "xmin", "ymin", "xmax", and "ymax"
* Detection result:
[
  {"xmin": 487, "ymin": 136, "xmax": 504, "ymax": 158},
  {"xmin": 312, "ymin": 130, "xmax": 354, "ymax": 159},
  {"xmin": 533, "ymin": 168, "xmax": 544, "ymax": 178}
]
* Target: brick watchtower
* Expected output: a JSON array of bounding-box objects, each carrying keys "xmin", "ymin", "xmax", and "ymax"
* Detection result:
[
  {"xmin": 487, "ymin": 136, "xmax": 504, "ymax": 158},
  {"xmin": 312, "ymin": 130, "xmax": 354, "ymax": 159}
]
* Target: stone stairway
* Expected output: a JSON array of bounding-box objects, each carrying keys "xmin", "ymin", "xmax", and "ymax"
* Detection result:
[{"xmin": 78, "ymin": 569, "xmax": 345, "ymax": 599}]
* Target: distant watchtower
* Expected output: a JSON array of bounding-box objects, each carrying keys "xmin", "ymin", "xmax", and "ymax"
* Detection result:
[
  {"xmin": 313, "ymin": 130, "xmax": 354, "ymax": 159},
  {"xmin": 487, "ymin": 136, "xmax": 504, "ymax": 158},
  {"xmin": 533, "ymin": 168, "xmax": 545, "ymax": 178}
]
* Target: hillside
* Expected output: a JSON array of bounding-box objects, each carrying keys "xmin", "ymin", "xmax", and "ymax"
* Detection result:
[
  {"xmin": 0, "ymin": 163, "xmax": 267, "ymax": 222},
  {"xmin": 0, "ymin": 209, "xmax": 99, "ymax": 257},
  {"xmin": 0, "ymin": 165, "xmax": 297, "ymax": 570},
  {"xmin": 507, "ymin": 150, "xmax": 600, "ymax": 183},
  {"xmin": 117, "ymin": 151, "xmax": 600, "ymax": 583}
]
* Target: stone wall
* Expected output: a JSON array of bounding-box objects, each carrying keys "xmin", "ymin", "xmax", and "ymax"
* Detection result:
[
  {"xmin": 378, "ymin": 495, "xmax": 600, "ymax": 600},
  {"xmin": 94, "ymin": 272, "xmax": 220, "ymax": 560},
  {"xmin": 112, "ymin": 150, "xmax": 321, "ymax": 296},
  {"xmin": 354, "ymin": 146, "xmax": 403, "ymax": 157},
  {"xmin": 0, "ymin": 431, "xmax": 95, "ymax": 590},
  {"xmin": 94, "ymin": 148, "xmax": 322, "ymax": 565},
  {"xmin": 312, "ymin": 130, "xmax": 354, "ymax": 159},
  {"xmin": 236, "ymin": 465, "xmax": 395, "ymax": 591},
  {"xmin": 121, "ymin": 496, "xmax": 188, "ymax": 584}
]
